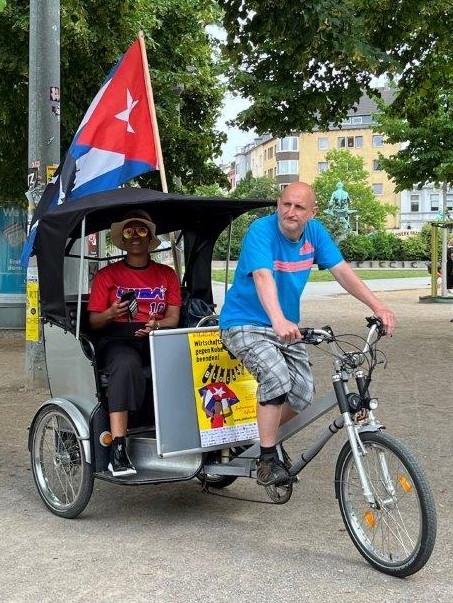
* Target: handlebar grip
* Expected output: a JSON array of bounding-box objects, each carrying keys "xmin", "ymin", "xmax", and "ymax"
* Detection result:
[{"xmin": 366, "ymin": 316, "xmax": 386, "ymax": 335}]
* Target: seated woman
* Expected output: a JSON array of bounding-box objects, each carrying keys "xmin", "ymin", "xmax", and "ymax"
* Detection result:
[{"xmin": 88, "ymin": 210, "xmax": 181, "ymax": 476}]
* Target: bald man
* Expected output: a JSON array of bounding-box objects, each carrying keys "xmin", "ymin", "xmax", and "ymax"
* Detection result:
[{"xmin": 219, "ymin": 182, "xmax": 395, "ymax": 487}]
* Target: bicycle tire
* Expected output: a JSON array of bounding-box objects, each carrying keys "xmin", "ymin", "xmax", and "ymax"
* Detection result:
[
  {"xmin": 335, "ymin": 430, "xmax": 436, "ymax": 577},
  {"xmin": 197, "ymin": 446, "xmax": 249, "ymax": 489},
  {"xmin": 31, "ymin": 405, "xmax": 94, "ymax": 518}
]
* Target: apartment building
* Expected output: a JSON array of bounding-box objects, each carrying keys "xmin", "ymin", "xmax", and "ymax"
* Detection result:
[{"xmin": 230, "ymin": 89, "xmax": 453, "ymax": 230}]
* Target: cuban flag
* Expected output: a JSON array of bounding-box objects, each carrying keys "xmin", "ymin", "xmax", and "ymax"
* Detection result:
[
  {"xmin": 22, "ymin": 38, "xmax": 158, "ymax": 267},
  {"xmin": 198, "ymin": 383, "xmax": 240, "ymax": 415}
]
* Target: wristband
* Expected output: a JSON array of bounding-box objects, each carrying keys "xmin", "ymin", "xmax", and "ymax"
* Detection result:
[{"xmin": 156, "ymin": 321, "xmax": 160, "ymax": 330}]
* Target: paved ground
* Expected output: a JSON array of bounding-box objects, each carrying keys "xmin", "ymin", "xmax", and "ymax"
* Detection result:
[{"xmin": 1, "ymin": 285, "xmax": 452, "ymax": 602}]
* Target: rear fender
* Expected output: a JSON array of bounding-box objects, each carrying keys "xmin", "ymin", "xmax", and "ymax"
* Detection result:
[{"xmin": 28, "ymin": 398, "xmax": 92, "ymax": 464}]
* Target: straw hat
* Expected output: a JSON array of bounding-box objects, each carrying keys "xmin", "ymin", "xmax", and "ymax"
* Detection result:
[{"xmin": 110, "ymin": 210, "xmax": 161, "ymax": 252}]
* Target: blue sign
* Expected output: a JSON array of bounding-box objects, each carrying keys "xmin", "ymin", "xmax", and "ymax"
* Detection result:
[{"xmin": 0, "ymin": 207, "xmax": 27, "ymax": 294}]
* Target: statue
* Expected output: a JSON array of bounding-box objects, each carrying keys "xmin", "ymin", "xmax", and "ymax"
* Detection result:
[{"xmin": 324, "ymin": 182, "xmax": 357, "ymax": 240}]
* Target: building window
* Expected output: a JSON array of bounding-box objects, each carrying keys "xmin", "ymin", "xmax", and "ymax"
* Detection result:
[
  {"xmin": 277, "ymin": 136, "xmax": 298, "ymax": 152},
  {"xmin": 267, "ymin": 146, "xmax": 274, "ymax": 160},
  {"xmin": 352, "ymin": 117, "xmax": 363, "ymax": 125},
  {"xmin": 318, "ymin": 161, "xmax": 329, "ymax": 173},
  {"xmin": 430, "ymin": 193, "xmax": 439, "ymax": 212},
  {"xmin": 318, "ymin": 137, "xmax": 329, "ymax": 150},
  {"xmin": 373, "ymin": 183, "xmax": 383, "ymax": 195},
  {"xmin": 373, "ymin": 159, "xmax": 382, "ymax": 171},
  {"xmin": 447, "ymin": 194, "xmax": 453, "ymax": 211},
  {"xmin": 279, "ymin": 183, "xmax": 290, "ymax": 191},
  {"xmin": 373, "ymin": 135, "xmax": 384, "ymax": 147},
  {"xmin": 338, "ymin": 136, "xmax": 359, "ymax": 149},
  {"xmin": 277, "ymin": 160, "xmax": 298, "ymax": 175},
  {"xmin": 410, "ymin": 193, "xmax": 419, "ymax": 212},
  {"xmin": 267, "ymin": 168, "xmax": 273, "ymax": 179}
]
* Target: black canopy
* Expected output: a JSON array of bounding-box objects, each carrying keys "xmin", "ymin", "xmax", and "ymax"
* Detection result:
[{"xmin": 34, "ymin": 187, "xmax": 275, "ymax": 329}]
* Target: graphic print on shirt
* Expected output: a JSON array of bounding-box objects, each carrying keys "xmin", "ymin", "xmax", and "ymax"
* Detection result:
[
  {"xmin": 273, "ymin": 240, "xmax": 314, "ymax": 273},
  {"xmin": 117, "ymin": 286, "xmax": 167, "ymax": 315}
]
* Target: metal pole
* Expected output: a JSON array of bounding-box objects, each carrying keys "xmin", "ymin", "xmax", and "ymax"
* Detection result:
[
  {"xmin": 440, "ymin": 183, "xmax": 448, "ymax": 298},
  {"xmin": 26, "ymin": 0, "xmax": 60, "ymax": 386}
]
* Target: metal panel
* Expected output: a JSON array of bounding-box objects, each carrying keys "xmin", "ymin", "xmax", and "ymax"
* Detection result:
[
  {"xmin": 150, "ymin": 329, "xmax": 205, "ymax": 455},
  {"xmin": 44, "ymin": 322, "xmax": 98, "ymax": 419}
]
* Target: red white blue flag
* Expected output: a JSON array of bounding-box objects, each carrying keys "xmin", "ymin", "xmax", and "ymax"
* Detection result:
[{"xmin": 22, "ymin": 37, "xmax": 159, "ymax": 267}]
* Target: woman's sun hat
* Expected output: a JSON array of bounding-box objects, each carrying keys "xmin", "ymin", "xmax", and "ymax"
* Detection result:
[{"xmin": 110, "ymin": 210, "xmax": 161, "ymax": 252}]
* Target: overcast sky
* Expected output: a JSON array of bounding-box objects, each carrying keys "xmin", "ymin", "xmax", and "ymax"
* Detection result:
[{"xmin": 216, "ymin": 92, "xmax": 254, "ymax": 164}]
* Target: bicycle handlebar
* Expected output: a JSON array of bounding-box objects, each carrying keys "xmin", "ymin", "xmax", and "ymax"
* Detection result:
[{"xmin": 300, "ymin": 316, "xmax": 384, "ymax": 354}]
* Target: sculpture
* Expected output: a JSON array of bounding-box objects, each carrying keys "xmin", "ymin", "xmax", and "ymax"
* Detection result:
[{"xmin": 324, "ymin": 182, "xmax": 357, "ymax": 240}]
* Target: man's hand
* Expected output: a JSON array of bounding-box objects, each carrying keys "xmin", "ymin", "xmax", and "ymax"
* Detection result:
[
  {"xmin": 272, "ymin": 318, "xmax": 302, "ymax": 343},
  {"xmin": 373, "ymin": 305, "xmax": 396, "ymax": 337}
]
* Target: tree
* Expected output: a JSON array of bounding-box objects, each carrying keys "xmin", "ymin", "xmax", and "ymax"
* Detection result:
[
  {"xmin": 313, "ymin": 150, "xmax": 395, "ymax": 236},
  {"xmin": 374, "ymin": 72, "xmax": 453, "ymax": 191},
  {"xmin": 213, "ymin": 173, "xmax": 278, "ymax": 259},
  {"xmin": 219, "ymin": 1, "xmax": 453, "ymax": 136},
  {"xmin": 0, "ymin": 0, "xmax": 226, "ymax": 207}
]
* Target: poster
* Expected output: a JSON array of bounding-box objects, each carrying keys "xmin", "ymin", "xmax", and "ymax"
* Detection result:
[
  {"xmin": 188, "ymin": 331, "xmax": 259, "ymax": 447},
  {"xmin": 0, "ymin": 207, "xmax": 27, "ymax": 295},
  {"xmin": 26, "ymin": 281, "xmax": 39, "ymax": 342}
]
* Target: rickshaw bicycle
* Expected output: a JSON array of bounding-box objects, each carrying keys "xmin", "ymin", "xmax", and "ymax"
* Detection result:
[{"xmin": 27, "ymin": 187, "xmax": 436, "ymax": 578}]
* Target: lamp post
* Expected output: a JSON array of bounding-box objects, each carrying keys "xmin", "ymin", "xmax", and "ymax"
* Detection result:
[{"xmin": 26, "ymin": 0, "xmax": 60, "ymax": 386}]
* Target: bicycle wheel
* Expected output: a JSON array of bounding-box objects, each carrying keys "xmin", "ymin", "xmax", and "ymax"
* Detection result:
[
  {"xmin": 30, "ymin": 405, "xmax": 94, "ymax": 518},
  {"xmin": 197, "ymin": 446, "xmax": 249, "ymax": 489},
  {"xmin": 335, "ymin": 430, "xmax": 436, "ymax": 577}
]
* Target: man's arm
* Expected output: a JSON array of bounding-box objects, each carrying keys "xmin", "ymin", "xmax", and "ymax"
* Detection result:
[
  {"xmin": 329, "ymin": 261, "xmax": 396, "ymax": 335},
  {"xmin": 252, "ymin": 269, "xmax": 301, "ymax": 342}
]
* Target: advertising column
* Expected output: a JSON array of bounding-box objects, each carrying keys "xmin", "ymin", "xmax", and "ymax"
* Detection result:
[{"xmin": 0, "ymin": 207, "xmax": 27, "ymax": 328}]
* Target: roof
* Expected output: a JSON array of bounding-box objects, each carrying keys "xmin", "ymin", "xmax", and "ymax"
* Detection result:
[{"xmin": 348, "ymin": 88, "xmax": 395, "ymax": 117}]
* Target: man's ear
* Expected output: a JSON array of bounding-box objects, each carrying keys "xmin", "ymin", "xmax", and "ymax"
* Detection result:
[{"xmin": 312, "ymin": 204, "xmax": 319, "ymax": 217}]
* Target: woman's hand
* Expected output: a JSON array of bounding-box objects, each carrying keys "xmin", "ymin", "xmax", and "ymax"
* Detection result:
[{"xmin": 134, "ymin": 313, "xmax": 159, "ymax": 337}]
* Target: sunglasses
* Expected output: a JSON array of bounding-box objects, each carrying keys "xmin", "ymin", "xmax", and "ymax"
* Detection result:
[{"xmin": 122, "ymin": 226, "xmax": 150, "ymax": 240}]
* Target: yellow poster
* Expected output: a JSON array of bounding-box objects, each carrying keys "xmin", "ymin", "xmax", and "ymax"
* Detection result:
[
  {"xmin": 26, "ymin": 281, "xmax": 39, "ymax": 342},
  {"xmin": 188, "ymin": 331, "xmax": 259, "ymax": 447},
  {"xmin": 46, "ymin": 164, "xmax": 58, "ymax": 184}
]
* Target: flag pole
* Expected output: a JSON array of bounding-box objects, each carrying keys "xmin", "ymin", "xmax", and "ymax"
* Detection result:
[{"xmin": 138, "ymin": 31, "xmax": 181, "ymax": 280}]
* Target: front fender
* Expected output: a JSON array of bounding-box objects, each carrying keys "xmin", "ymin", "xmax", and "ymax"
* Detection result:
[{"xmin": 28, "ymin": 398, "xmax": 92, "ymax": 464}]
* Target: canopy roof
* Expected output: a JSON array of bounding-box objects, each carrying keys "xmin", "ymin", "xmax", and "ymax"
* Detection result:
[{"xmin": 34, "ymin": 187, "xmax": 275, "ymax": 328}]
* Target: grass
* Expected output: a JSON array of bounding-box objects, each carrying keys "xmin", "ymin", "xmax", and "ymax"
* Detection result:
[{"xmin": 212, "ymin": 268, "xmax": 428, "ymax": 284}]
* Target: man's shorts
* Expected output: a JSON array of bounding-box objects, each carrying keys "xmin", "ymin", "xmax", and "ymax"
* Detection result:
[{"xmin": 221, "ymin": 326, "xmax": 314, "ymax": 412}]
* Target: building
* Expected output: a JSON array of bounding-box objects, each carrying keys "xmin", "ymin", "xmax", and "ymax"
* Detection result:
[{"xmin": 229, "ymin": 89, "xmax": 452, "ymax": 230}]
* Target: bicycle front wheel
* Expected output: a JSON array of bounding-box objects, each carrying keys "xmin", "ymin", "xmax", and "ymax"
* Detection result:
[{"xmin": 335, "ymin": 431, "xmax": 436, "ymax": 577}]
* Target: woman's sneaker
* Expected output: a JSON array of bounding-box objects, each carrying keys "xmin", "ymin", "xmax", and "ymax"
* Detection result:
[
  {"xmin": 256, "ymin": 456, "xmax": 289, "ymax": 486},
  {"xmin": 108, "ymin": 436, "xmax": 137, "ymax": 477}
]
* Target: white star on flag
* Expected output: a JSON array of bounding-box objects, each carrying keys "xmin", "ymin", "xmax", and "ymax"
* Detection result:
[
  {"xmin": 115, "ymin": 89, "xmax": 139, "ymax": 133},
  {"xmin": 213, "ymin": 386, "xmax": 226, "ymax": 397}
]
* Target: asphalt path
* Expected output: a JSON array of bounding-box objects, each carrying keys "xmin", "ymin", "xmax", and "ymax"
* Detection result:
[{"xmin": 1, "ymin": 283, "xmax": 452, "ymax": 602}]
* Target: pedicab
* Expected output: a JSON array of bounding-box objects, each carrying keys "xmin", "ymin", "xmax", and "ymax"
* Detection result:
[{"xmin": 28, "ymin": 187, "xmax": 436, "ymax": 577}]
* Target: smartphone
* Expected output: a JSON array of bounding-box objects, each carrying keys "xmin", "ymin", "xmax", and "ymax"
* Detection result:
[{"xmin": 120, "ymin": 290, "xmax": 138, "ymax": 319}]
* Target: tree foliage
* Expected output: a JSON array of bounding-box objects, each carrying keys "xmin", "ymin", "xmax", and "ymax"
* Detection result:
[
  {"xmin": 0, "ymin": 0, "xmax": 226, "ymax": 206},
  {"xmin": 313, "ymin": 150, "xmax": 394, "ymax": 236},
  {"xmin": 375, "ymin": 63, "xmax": 453, "ymax": 191},
  {"xmin": 213, "ymin": 173, "xmax": 277, "ymax": 259},
  {"xmin": 219, "ymin": 1, "xmax": 453, "ymax": 136}
]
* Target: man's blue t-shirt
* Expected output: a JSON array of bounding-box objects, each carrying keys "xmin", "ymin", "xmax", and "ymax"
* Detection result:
[{"xmin": 219, "ymin": 214, "xmax": 343, "ymax": 329}]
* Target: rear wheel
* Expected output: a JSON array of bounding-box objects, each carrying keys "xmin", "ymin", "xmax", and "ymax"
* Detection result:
[
  {"xmin": 336, "ymin": 431, "xmax": 436, "ymax": 577},
  {"xmin": 198, "ymin": 446, "xmax": 249, "ymax": 489},
  {"xmin": 30, "ymin": 405, "xmax": 94, "ymax": 518}
]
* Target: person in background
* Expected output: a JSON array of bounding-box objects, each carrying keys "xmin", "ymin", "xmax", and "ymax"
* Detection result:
[
  {"xmin": 88, "ymin": 210, "xmax": 181, "ymax": 476},
  {"xmin": 220, "ymin": 182, "xmax": 396, "ymax": 487}
]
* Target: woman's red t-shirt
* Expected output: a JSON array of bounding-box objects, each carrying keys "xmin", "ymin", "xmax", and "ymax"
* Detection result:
[{"xmin": 88, "ymin": 259, "xmax": 182, "ymax": 323}]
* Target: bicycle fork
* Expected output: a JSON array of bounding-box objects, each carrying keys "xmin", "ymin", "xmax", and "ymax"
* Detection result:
[{"xmin": 332, "ymin": 374, "xmax": 378, "ymax": 506}]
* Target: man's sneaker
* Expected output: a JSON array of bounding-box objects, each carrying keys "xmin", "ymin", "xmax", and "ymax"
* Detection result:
[
  {"xmin": 256, "ymin": 457, "xmax": 290, "ymax": 486},
  {"xmin": 108, "ymin": 436, "xmax": 137, "ymax": 477}
]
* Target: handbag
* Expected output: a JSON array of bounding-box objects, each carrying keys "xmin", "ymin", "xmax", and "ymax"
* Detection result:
[{"xmin": 179, "ymin": 287, "xmax": 217, "ymax": 328}]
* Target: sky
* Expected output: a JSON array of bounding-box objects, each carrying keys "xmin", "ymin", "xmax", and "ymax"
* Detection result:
[{"xmin": 216, "ymin": 92, "xmax": 254, "ymax": 164}]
